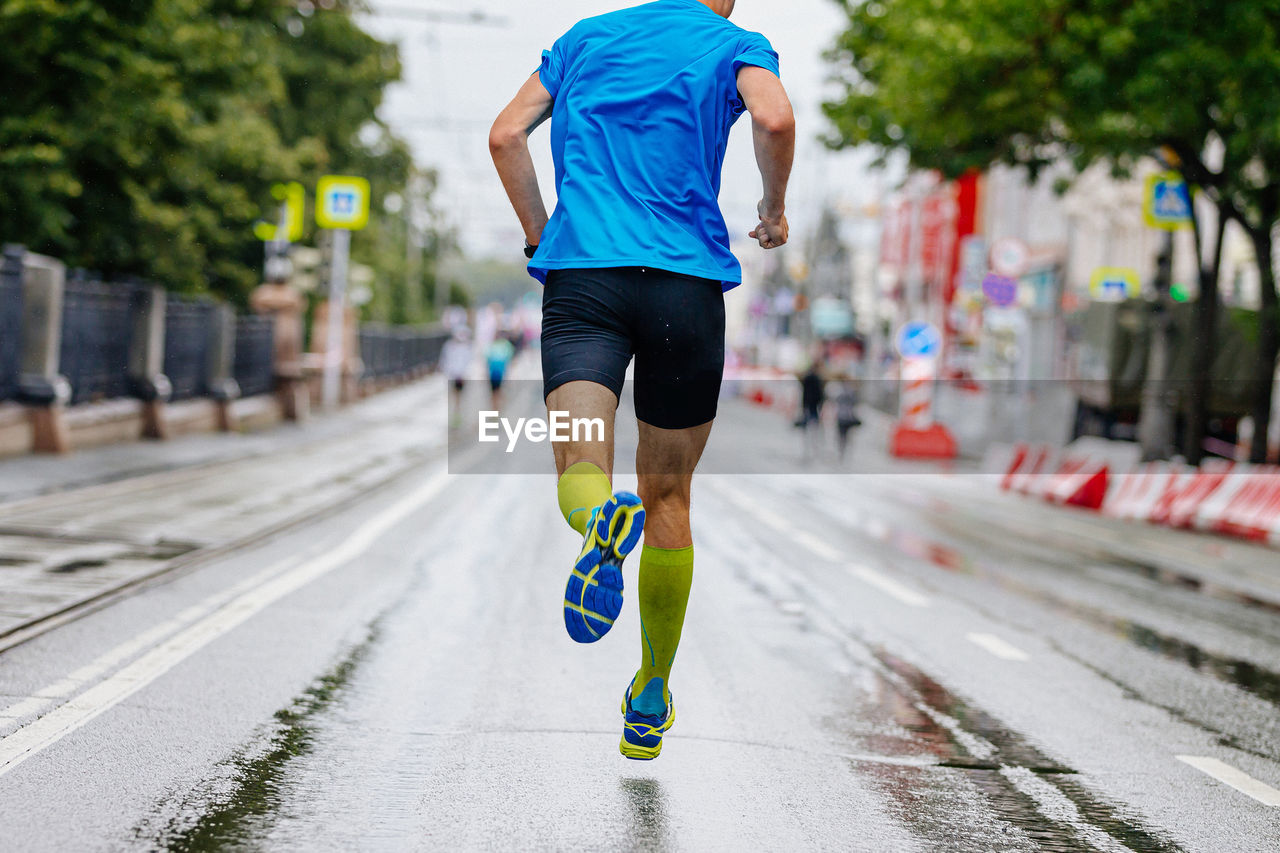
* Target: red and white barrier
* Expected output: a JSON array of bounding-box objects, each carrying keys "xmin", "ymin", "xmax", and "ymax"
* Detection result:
[
  {"xmin": 996, "ymin": 435, "xmax": 1280, "ymax": 549},
  {"xmin": 1006, "ymin": 445, "xmax": 1058, "ymax": 495},
  {"xmin": 889, "ymin": 357, "xmax": 958, "ymax": 459},
  {"xmin": 1203, "ymin": 466, "xmax": 1280, "ymax": 542},
  {"xmin": 1040, "ymin": 454, "xmax": 1109, "ymax": 508},
  {"xmin": 1103, "ymin": 462, "xmax": 1185, "ymax": 521},
  {"xmin": 1159, "ymin": 459, "xmax": 1234, "ymax": 529},
  {"xmin": 992, "ymin": 443, "xmax": 1029, "ymax": 491}
]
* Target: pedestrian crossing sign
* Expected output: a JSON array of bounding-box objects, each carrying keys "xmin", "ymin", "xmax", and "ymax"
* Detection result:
[
  {"xmin": 1144, "ymin": 172, "xmax": 1192, "ymax": 230},
  {"xmin": 316, "ymin": 175, "xmax": 371, "ymax": 231},
  {"xmin": 1090, "ymin": 266, "xmax": 1141, "ymax": 301}
]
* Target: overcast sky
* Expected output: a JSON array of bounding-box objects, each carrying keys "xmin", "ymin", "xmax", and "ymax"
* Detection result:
[{"xmin": 359, "ymin": 0, "xmax": 885, "ymax": 258}]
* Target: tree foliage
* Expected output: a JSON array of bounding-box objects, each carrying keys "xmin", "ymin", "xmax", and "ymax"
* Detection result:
[
  {"xmin": 0, "ymin": 0, "xmax": 437, "ymax": 310},
  {"xmin": 824, "ymin": 0, "xmax": 1280, "ymax": 462}
]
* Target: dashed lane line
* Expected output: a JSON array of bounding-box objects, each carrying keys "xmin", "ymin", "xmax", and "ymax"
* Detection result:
[
  {"xmin": 1176, "ymin": 755, "xmax": 1280, "ymax": 807},
  {"xmin": 966, "ymin": 632, "xmax": 1030, "ymax": 662},
  {"xmin": 0, "ymin": 470, "xmax": 451, "ymax": 778},
  {"xmin": 849, "ymin": 565, "xmax": 932, "ymax": 608},
  {"xmin": 713, "ymin": 485, "xmax": 932, "ymax": 607}
]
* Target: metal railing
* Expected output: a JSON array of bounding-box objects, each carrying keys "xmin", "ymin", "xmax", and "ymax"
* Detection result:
[
  {"xmin": 234, "ymin": 315, "xmax": 276, "ymax": 398},
  {"xmin": 163, "ymin": 294, "xmax": 217, "ymax": 402},
  {"xmin": 0, "ymin": 251, "xmax": 21, "ymax": 402},
  {"xmin": 59, "ymin": 274, "xmax": 137, "ymax": 405},
  {"xmin": 359, "ymin": 325, "xmax": 449, "ymax": 380},
  {"xmin": 5, "ymin": 243, "xmax": 441, "ymax": 414}
]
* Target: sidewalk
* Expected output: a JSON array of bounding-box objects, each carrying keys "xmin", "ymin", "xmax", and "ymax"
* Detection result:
[
  {"xmin": 0, "ymin": 384, "xmax": 441, "ymax": 504},
  {"xmin": 0, "ymin": 380, "xmax": 449, "ymax": 647}
]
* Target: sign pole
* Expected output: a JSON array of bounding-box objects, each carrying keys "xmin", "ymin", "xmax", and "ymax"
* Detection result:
[
  {"xmin": 314, "ymin": 174, "xmax": 368, "ymax": 411},
  {"xmin": 323, "ymin": 227, "xmax": 350, "ymax": 410}
]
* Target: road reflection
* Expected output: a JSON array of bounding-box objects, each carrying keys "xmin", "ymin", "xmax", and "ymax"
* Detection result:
[{"xmin": 619, "ymin": 776, "xmax": 672, "ymax": 849}]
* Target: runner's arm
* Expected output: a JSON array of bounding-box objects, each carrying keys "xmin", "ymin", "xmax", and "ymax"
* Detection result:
[
  {"xmin": 489, "ymin": 73, "xmax": 555, "ymax": 246},
  {"xmin": 737, "ymin": 66, "xmax": 795, "ymax": 249}
]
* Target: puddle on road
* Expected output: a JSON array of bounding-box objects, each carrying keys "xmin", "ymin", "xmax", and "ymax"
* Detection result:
[
  {"xmin": 844, "ymin": 650, "xmax": 1183, "ymax": 852},
  {"xmin": 725, "ymin": 547, "xmax": 1183, "ymax": 852},
  {"xmin": 619, "ymin": 777, "xmax": 674, "ymax": 850},
  {"xmin": 133, "ymin": 630, "xmax": 374, "ymax": 851}
]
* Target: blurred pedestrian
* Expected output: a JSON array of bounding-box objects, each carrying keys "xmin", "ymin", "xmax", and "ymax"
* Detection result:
[
  {"xmin": 798, "ymin": 358, "xmax": 826, "ymax": 460},
  {"xmin": 491, "ymin": 0, "xmax": 793, "ymax": 760},
  {"xmin": 834, "ymin": 377, "xmax": 861, "ymax": 461},
  {"xmin": 440, "ymin": 326, "xmax": 472, "ymax": 427},
  {"xmin": 486, "ymin": 333, "xmax": 516, "ymax": 409}
]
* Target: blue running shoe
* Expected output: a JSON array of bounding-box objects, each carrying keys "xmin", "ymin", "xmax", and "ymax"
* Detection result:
[
  {"xmin": 619, "ymin": 682, "xmax": 675, "ymax": 760},
  {"xmin": 563, "ymin": 491, "xmax": 645, "ymax": 643}
]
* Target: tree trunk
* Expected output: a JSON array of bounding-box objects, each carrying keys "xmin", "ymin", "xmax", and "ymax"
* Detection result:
[
  {"xmin": 1140, "ymin": 233, "xmax": 1176, "ymax": 461},
  {"xmin": 1184, "ymin": 207, "xmax": 1226, "ymax": 463},
  {"xmin": 1248, "ymin": 226, "xmax": 1279, "ymax": 464}
]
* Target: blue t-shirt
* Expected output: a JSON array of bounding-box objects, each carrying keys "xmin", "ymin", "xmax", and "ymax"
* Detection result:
[{"xmin": 529, "ymin": 0, "xmax": 779, "ymax": 291}]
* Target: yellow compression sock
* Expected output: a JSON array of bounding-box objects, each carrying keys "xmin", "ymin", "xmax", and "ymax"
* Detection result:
[
  {"xmin": 632, "ymin": 544, "xmax": 695, "ymax": 716},
  {"xmin": 557, "ymin": 461, "xmax": 613, "ymax": 535}
]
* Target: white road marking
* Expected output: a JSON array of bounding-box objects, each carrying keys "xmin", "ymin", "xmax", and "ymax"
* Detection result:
[
  {"xmin": 914, "ymin": 702, "xmax": 996, "ymax": 760},
  {"xmin": 0, "ymin": 557, "xmax": 308, "ymax": 726},
  {"xmin": 1000, "ymin": 766, "xmax": 1132, "ymax": 853},
  {"xmin": 0, "ymin": 471, "xmax": 451, "ymax": 778},
  {"xmin": 966, "ymin": 632, "xmax": 1030, "ymax": 662},
  {"xmin": 849, "ymin": 565, "xmax": 930, "ymax": 608},
  {"xmin": 1176, "ymin": 755, "xmax": 1280, "ymax": 807},
  {"xmin": 714, "ymin": 487, "xmax": 842, "ymax": 561},
  {"xmin": 792, "ymin": 530, "xmax": 842, "ymax": 562}
]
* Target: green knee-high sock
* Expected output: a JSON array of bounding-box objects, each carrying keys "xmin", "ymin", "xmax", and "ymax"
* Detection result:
[
  {"xmin": 557, "ymin": 461, "xmax": 613, "ymax": 535},
  {"xmin": 633, "ymin": 544, "xmax": 695, "ymax": 716}
]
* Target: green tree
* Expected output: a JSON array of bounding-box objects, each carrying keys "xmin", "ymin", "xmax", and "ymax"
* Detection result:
[
  {"xmin": 0, "ymin": 0, "xmax": 442, "ymax": 311},
  {"xmin": 824, "ymin": 0, "xmax": 1280, "ymax": 462}
]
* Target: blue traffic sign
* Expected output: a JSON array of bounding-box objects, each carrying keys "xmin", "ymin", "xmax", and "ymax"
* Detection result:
[
  {"xmin": 895, "ymin": 321, "xmax": 942, "ymax": 359},
  {"xmin": 1144, "ymin": 172, "xmax": 1192, "ymax": 230}
]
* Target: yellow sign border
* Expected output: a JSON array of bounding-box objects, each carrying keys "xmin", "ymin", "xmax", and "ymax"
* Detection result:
[
  {"xmin": 316, "ymin": 175, "xmax": 371, "ymax": 231},
  {"xmin": 1089, "ymin": 266, "xmax": 1141, "ymax": 300},
  {"xmin": 1144, "ymin": 172, "xmax": 1192, "ymax": 231}
]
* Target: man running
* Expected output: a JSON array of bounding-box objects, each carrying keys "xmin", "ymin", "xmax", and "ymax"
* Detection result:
[{"xmin": 489, "ymin": 0, "xmax": 794, "ymax": 760}]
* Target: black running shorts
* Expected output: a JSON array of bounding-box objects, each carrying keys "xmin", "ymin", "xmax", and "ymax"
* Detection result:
[{"xmin": 541, "ymin": 267, "xmax": 726, "ymax": 430}]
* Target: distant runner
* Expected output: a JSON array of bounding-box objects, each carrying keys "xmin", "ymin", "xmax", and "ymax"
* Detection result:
[
  {"xmin": 486, "ymin": 333, "xmax": 516, "ymax": 409},
  {"xmin": 490, "ymin": 0, "xmax": 794, "ymax": 760},
  {"xmin": 440, "ymin": 325, "xmax": 472, "ymax": 428}
]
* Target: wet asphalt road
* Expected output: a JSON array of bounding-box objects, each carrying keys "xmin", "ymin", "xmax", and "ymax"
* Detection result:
[{"xmin": 1, "ymin": 389, "xmax": 1278, "ymax": 851}]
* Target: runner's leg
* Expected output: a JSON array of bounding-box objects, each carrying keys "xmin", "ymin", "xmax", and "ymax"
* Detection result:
[
  {"xmin": 631, "ymin": 420, "xmax": 711, "ymax": 714},
  {"xmin": 547, "ymin": 380, "xmax": 617, "ymax": 533},
  {"xmin": 627, "ymin": 269, "xmax": 723, "ymax": 717},
  {"xmin": 542, "ymin": 269, "xmax": 642, "ymax": 643}
]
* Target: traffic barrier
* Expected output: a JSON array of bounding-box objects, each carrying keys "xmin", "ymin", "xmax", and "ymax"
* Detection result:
[
  {"xmin": 889, "ymin": 356, "xmax": 957, "ymax": 459},
  {"xmin": 995, "ymin": 433, "xmax": 1280, "ymax": 548},
  {"xmin": 1203, "ymin": 466, "xmax": 1280, "ymax": 542},
  {"xmin": 1038, "ymin": 438, "xmax": 1140, "ymax": 510},
  {"xmin": 1103, "ymin": 462, "xmax": 1185, "ymax": 521},
  {"xmin": 988, "ymin": 443, "xmax": 1027, "ymax": 490},
  {"xmin": 1040, "ymin": 454, "xmax": 1108, "ymax": 509},
  {"xmin": 1006, "ymin": 444, "xmax": 1057, "ymax": 495},
  {"xmin": 1157, "ymin": 459, "xmax": 1234, "ymax": 529}
]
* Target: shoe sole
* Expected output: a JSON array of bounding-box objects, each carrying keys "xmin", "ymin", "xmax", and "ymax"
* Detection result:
[{"xmin": 563, "ymin": 492, "xmax": 645, "ymax": 644}]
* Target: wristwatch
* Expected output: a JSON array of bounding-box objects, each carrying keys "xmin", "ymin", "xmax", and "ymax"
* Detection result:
[{"xmin": 524, "ymin": 240, "xmax": 538, "ymax": 259}]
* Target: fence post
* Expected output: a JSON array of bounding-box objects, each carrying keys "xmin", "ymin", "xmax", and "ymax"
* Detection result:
[
  {"xmin": 11, "ymin": 248, "xmax": 72, "ymax": 453},
  {"xmin": 249, "ymin": 282, "xmax": 308, "ymax": 422},
  {"xmin": 129, "ymin": 285, "xmax": 171, "ymax": 439},
  {"xmin": 207, "ymin": 303, "xmax": 240, "ymax": 431}
]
